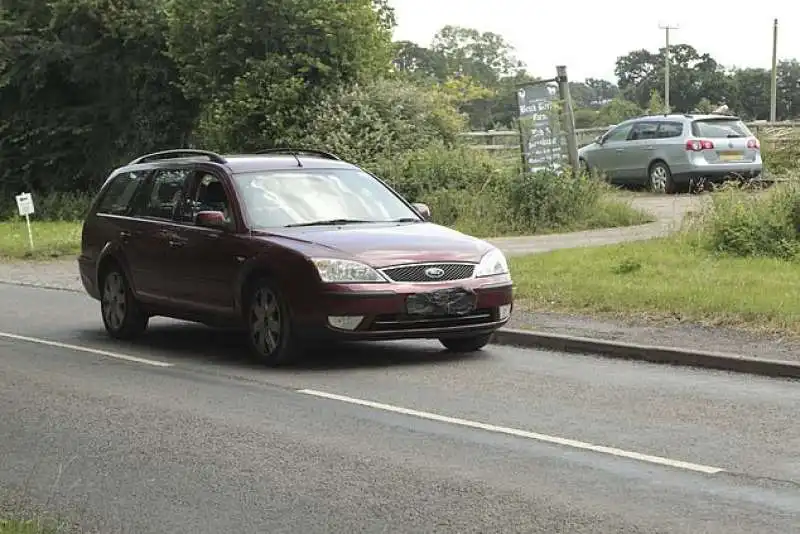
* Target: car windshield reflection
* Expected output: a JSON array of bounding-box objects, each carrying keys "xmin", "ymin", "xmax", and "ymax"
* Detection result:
[{"xmin": 233, "ymin": 169, "xmax": 421, "ymax": 229}]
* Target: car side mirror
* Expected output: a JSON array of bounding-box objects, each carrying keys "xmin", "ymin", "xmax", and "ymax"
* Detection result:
[
  {"xmin": 595, "ymin": 135, "xmax": 604, "ymax": 145},
  {"xmin": 195, "ymin": 210, "xmax": 228, "ymax": 230},
  {"xmin": 412, "ymin": 202, "xmax": 431, "ymax": 221}
]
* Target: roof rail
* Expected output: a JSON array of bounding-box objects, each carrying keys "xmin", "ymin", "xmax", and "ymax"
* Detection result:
[
  {"xmin": 254, "ymin": 148, "xmax": 341, "ymax": 161},
  {"xmin": 128, "ymin": 149, "xmax": 227, "ymax": 166}
]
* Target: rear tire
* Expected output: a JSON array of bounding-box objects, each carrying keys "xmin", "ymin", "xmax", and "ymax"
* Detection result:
[
  {"xmin": 439, "ymin": 334, "xmax": 493, "ymax": 353},
  {"xmin": 100, "ymin": 266, "xmax": 148, "ymax": 340},
  {"xmin": 245, "ymin": 278, "xmax": 302, "ymax": 366}
]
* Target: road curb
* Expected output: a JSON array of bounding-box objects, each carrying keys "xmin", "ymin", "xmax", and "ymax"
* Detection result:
[{"xmin": 492, "ymin": 328, "xmax": 800, "ymax": 380}]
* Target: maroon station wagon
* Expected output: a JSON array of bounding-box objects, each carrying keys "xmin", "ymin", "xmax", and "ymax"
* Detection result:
[{"xmin": 78, "ymin": 148, "xmax": 514, "ymax": 364}]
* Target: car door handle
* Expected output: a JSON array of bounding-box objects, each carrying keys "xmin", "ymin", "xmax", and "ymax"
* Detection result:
[
  {"xmin": 168, "ymin": 238, "xmax": 187, "ymax": 248},
  {"xmin": 645, "ymin": 146, "xmax": 655, "ymax": 150},
  {"xmin": 119, "ymin": 230, "xmax": 140, "ymax": 241},
  {"xmin": 615, "ymin": 148, "xmax": 624, "ymax": 152}
]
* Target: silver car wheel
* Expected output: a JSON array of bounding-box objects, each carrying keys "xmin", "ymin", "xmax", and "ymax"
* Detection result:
[
  {"xmin": 650, "ymin": 165, "xmax": 668, "ymax": 193},
  {"xmin": 250, "ymin": 286, "xmax": 282, "ymax": 356}
]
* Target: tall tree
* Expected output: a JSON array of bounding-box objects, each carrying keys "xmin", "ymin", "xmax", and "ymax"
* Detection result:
[
  {"xmin": 164, "ymin": 0, "xmax": 395, "ymax": 150},
  {"xmin": 0, "ymin": 0, "xmax": 195, "ymax": 197},
  {"xmin": 429, "ymin": 25, "xmax": 523, "ymax": 88},
  {"xmin": 614, "ymin": 44, "xmax": 729, "ymax": 112}
]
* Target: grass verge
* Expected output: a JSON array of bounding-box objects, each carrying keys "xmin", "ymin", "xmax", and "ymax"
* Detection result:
[
  {"xmin": 0, "ymin": 221, "xmax": 81, "ymax": 260},
  {"xmin": 509, "ymin": 236, "xmax": 800, "ymax": 336},
  {"xmin": 0, "ymin": 518, "xmax": 63, "ymax": 534}
]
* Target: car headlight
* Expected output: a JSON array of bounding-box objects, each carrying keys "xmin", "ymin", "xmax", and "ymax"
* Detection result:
[
  {"xmin": 474, "ymin": 248, "xmax": 509, "ymax": 278},
  {"xmin": 311, "ymin": 258, "xmax": 386, "ymax": 283}
]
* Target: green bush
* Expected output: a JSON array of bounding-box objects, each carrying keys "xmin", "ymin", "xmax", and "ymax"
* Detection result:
[
  {"xmin": 0, "ymin": 191, "xmax": 92, "ymax": 221},
  {"xmin": 370, "ymin": 144, "xmax": 652, "ymax": 237},
  {"xmin": 290, "ymin": 78, "xmax": 466, "ymax": 166},
  {"xmin": 369, "ymin": 142, "xmax": 507, "ymax": 199},
  {"xmin": 762, "ymin": 139, "xmax": 800, "ymax": 176},
  {"xmin": 697, "ymin": 180, "xmax": 800, "ymax": 259}
]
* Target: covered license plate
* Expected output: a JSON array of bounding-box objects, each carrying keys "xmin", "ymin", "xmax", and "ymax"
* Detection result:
[{"xmin": 406, "ymin": 287, "xmax": 478, "ymax": 316}]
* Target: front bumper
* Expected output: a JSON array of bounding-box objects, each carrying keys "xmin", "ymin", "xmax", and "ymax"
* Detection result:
[{"xmin": 306, "ymin": 278, "xmax": 514, "ymax": 341}]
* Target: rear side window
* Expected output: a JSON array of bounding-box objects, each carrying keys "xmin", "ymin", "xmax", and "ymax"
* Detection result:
[
  {"xmin": 96, "ymin": 172, "xmax": 147, "ymax": 216},
  {"xmin": 657, "ymin": 122, "xmax": 683, "ymax": 138},
  {"xmin": 691, "ymin": 119, "xmax": 751, "ymax": 138}
]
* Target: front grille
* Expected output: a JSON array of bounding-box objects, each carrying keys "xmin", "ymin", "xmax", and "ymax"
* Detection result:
[
  {"xmin": 369, "ymin": 308, "xmax": 496, "ymax": 331},
  {"xmin": 381, "ymin": 263, "xmax": 475, "ymax": 283}
]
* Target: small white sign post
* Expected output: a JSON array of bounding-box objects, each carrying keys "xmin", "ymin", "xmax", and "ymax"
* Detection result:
[{"xmin": 15, "ymin": 192, "xmax": 35, "ymax": 251}]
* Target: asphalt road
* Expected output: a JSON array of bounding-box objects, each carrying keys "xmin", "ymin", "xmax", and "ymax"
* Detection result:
[{"xmin": 0, "ymin": 283, "xmax": 798, "ymax": 533}]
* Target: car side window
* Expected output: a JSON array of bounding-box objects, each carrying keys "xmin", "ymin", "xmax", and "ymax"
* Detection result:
[
  {"xmin": 657, "ymin": 122, "xmax": 684, "ymax": 138},
  {"xmin": 180, "ymin": 172, "xmax": 232, "ymax": 224},
  {"xmin": 629, "ymin": 122, "xmax": 659, "ymax": 141},
  {"xmin": 96, "ymin": 172, "xmax": 147, "ymax": 216},
  {"xmin": 605, "ymin": 123, "xmax": 634, "ymax": 143},
  {"xmin": 135, "ymin": 169, "xmax": 191, "ymax": 220}
]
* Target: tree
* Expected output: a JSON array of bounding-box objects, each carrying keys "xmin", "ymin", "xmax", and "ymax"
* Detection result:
[
  {"xmin": 647, "ymin": 89, "xmax": 665, "ymax": 114},
  {"xmin": 392, "ymin": 40, "xmax": 442, "ymax": 82},
  {"xmin": 776, "ymin": 60, "xmax": 800, "ymax": 120},
  {"xmin": 614, "ymin": 44, "xmax": 729, "ymax": 112},
  {"xmin": 595, "ymin": 97, "xmax": 642, "ymax": 126},
  {"xmin": 0, "ymin": 0, "xmax": 195, "ymax": 197},
  {"xmin": 164, "ymin": 0, "xmax": 395, "ymax": 150},
  {"xmin": 728, "ymin": 68, "xmax": 770, "ymax": 120},
  {"xmin": 584, "ymin": 78, "xmax": 620, "ymax": 105},
  {"xmin": 429, "ymin": 25, "xmax": 523, "ymax": 88}
]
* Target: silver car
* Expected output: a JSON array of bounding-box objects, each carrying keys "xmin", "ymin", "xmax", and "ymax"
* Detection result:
[{"xmin": 578, "ymin": 114, "xmax": 763, "ymax": 194}]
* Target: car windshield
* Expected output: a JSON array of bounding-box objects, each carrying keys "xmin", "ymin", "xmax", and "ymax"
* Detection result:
[
  {"xmin": 691, "ymin": 118, "xmax": 752, "ymax": 138},
  {"xmin": 233, "ymin": 168, "xmax": 421, "ymax": 228}
]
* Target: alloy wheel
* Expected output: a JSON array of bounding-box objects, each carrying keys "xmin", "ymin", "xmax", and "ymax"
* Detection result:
[
  {"xmin": 650, "ymin": 165, "xmax": 668, "ymax": 193},
  {"xmin": 102, "ymin": 272, "xmax": 127, "ymax": 331},
  {"xmin": 250, "ymin": 286, "xmax": 282, "ymax": 357}
]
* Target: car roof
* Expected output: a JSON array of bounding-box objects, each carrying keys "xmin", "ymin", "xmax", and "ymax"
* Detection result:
[
  {"xmin": 116, "ymin": 150, "xmax": 362, "ymax": 175},
  {"xmin": 623, "ymin": 113, "xmax": 741, "ymax": 125},
  {"xmin": 222, "ymin": 154, "xmax": 360, "ymax": 174}
]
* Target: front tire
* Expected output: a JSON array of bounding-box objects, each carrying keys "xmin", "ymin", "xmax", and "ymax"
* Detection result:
[
  {"xmin": 245, "ymin": 279, "xmax": 301, "ymax": 366},
  {"xmin": 648, "ymin": 161, "xmax": 676, "ymax": 194},
  {"xmin": 439, "ymin": 334, "xmax": 493, "ymax": 353},
  {"xmin": 100, "ymin": 266, "xmax": 148, "ymax": 340}
]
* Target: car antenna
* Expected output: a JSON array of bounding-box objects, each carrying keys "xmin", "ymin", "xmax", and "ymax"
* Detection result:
[{"xmin": 290, "ymin": 152, "xmax": 303, "ymax": 167}]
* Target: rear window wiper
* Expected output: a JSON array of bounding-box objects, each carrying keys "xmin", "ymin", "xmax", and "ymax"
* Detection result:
[{"xmin": 285, "ymin": 218, "xmax": 373, "ymax": 227}]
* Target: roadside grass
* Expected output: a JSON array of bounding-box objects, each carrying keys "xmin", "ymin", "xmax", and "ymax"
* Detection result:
[
  {"xmin": 449, "ymin": 193, "xmax": 654, "ymax": 238},
  {"xmin": 0, "ymin": 518, "xmax": 63, "ymax": 534},
  {"xmin": 0, "ymin": 221, "xmax": 81, "ymax": 260},
  {"xmin": 509, "ymin": 235, "xmax": 800, "ymax": 336}
]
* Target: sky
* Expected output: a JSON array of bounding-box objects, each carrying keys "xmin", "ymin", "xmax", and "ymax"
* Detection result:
[{"xmin": 389, "ymin": 0, "xmax": 799, "ymax": 84}]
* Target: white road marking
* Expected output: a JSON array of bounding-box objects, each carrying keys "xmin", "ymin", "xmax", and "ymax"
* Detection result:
[
  {"xmin": 298, "ymin": 388, "xmax": 725, "ymax": 475},
  {"xmin": 0, "ymin": 332, "xmax": 173, "ymax": 368}
]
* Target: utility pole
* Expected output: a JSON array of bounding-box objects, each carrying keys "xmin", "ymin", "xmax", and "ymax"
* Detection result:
[
  {"xmin": 658, "ymin": 23, "xmax": 679, "ymax": 114},
  {"xmin": 770, "ymin": 18, "xmax": 778, "ymax": 122},
  {"xmin": 556, "ymin": 66, "xmax": 579, "ymax": 176}
]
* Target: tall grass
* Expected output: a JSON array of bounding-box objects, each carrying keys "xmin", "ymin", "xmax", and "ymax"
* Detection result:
[
  {"xmin": 687, "ymin": 177, "xmax": 800, "ymax": 260},
  {"xmin": 372, "ymin": 144, "xmax": 653, "ymax": 237}
]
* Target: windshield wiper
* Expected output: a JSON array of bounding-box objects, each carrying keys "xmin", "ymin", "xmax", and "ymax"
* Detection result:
[
  {"xmin": 388, "ymin": 217, "xmax": 421, "ymax": 223},
  {"xmin": 285, "ymin": 218, "xmax": 374, "ymax": 227}
]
